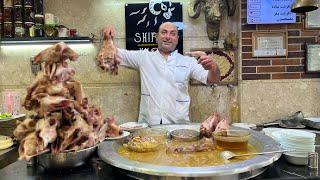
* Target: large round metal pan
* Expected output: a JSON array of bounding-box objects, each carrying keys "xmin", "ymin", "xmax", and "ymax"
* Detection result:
[{"xmin": 98, "ymin": 124, "xmax": 281, "ymax": 179}]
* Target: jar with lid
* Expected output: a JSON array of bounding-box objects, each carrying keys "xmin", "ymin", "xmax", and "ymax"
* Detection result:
[
  {"xmin": 0, "ymin": 10, "xmax": 3, "ymax": 23},
  {"xmin": 3, "ymin": 7, "xmax": 13, "ymax": 21},
  {"xmin": 34, "ymin": 23, "xmax": 43, "ymax": 37},
  {"xmin": 13, "ymin": 0, "xmax": 22, "ymax": 6},
  {"xmin": 34, "ymin": 14, "xmax": 44, "ymax": 24},
  {"xmin": 14, "ymin": 21, "xmax": 24, "ymax": 37},
  {"xmin": 24, "ymin": 0, "xmax": 33, "ymax": 6},
  {"xmin": 13, "ymin": 5, "xmax": 22, "ymax": 21},
  {"xmin": 25, "ymin": 22, "xmax": 35, "ymax": 37},
  {"xmin": 34, "ymin": 0, "xmax": 43, "ymax": 14},
  {"xmin": 3, "ymin": 0, "xmax": 13, "ymax": 7},
  {"xmin": 4, "ymin": 21, "xmax": 13, "ymax": 37},
  {"xmin": 24, "ymin": 6, "xmax": 34, "ymax": 22}
]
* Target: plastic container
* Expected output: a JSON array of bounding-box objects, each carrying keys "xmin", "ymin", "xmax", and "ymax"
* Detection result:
[
  {"xmin": 13, "ymin": 0, "xmax": 22, "ymax": 6},
  {"xmin": 24, "ymin": 5, "xmax": 34, "ymax": 22},
  {"xmin": 3, "ymin": 0, "xmax": 13, "ymax": 7},
  {"xmin": 34, "ymin": 23, "xmax": 44, "ymax": 37},
  {"xmin": 13, "ymin": 5, "xmax": 22, "ymax": 21},
  {"xmin": 3, "ymin": 21, "xmax": 13, "ymax": 37},
  {"xmin": 34, "ymin": 14, "xmax": 44, "ymax": 24},
  {"xmin": 14, "ymin": 21, "xmax": 24, "ymax": 37},
  {"xmin": 3, "ymin": 7, "xmax": 13, "ymax": 21},
  {"xmin": 33, "ymin": 0, "xmax": 43, "ymax": 14},
  {"xmin": 230, "ymin": 100, "xmax": 240, "ymax": 123},
  {"xmin": 25, "ymin": 22, "xmax": 35, "ymax": 37},
  {"xmin": 24, "ymin": 0, "xmax": 33, "ymax": 6}
]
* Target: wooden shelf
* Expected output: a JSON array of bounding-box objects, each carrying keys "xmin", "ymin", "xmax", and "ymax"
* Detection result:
[{"xmin": 0, "ymin": 37, "xmax": 92, "ymax": 45}]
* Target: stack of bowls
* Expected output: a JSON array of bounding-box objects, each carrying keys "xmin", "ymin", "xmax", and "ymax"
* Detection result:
[
  {"xmin": 269, "ymin": 129, "xmax": 316, "ymax": 165},
  {"xmin": 280, "ymin": 129, "xmax": 316, "ymax": 158}
]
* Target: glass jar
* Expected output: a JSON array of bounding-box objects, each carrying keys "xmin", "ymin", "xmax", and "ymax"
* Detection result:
[
  {"xmin": 13, "ymin": 0, "xmax": 22, "ymax": 6},
  {"xmin": 0, "ymin": 23, "xmax": 3, "ymax": 38},
  {"xmin": 34, "ymin": 0, "xmax": 43, "ymax": 14},
  {"xmin": 4, "ymin": 22, "xmax": 13, "ymax": 37},
  {"xmin": 3, "ymin": 0, "xmax": 13, "ymax": 7},
  {"xmin": 24, "ymin": 0, "xmax": 33, "ymax": 6},
  {"xmin": 24, "ymin": 6, "xmax": 34, "ymax": 22},
  {"xmin": 25, "ymin": 22, "xmax": 35, "ymax": 37},
  {"xmin": 3, "ymin": 7, "xmax": 13, "ymax": 21},
  {"xmin": 34, "ymin": 14, "xmax": 44, "ymax": 24},
  {"xmin": 0, "ymin": 11, "xmax": 3, "ymax": 23},
  {"xmin": 34, "ymin": 23, "xmax": 44, "ymax": 37},
  {"xmin": 13, "ymin": 5, "xmax": 22, "ymax": 21},
  {"xmin": 14, "ymin": 21, "xmax": 24, "ymax": 37}
]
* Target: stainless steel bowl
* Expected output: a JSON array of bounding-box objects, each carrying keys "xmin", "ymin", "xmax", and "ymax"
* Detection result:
[
  {"xmin": 37, "ymin": 145, "xmax": 97, "ymax": 169},
  {"xmin": 169, "ymin": 129, "xmax": 200, "ymax": 141}
]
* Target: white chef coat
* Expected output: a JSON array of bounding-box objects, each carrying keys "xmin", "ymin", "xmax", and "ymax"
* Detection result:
[{"xmin": 118, "ymin": 48, "xmax": 209, "ymax": 125}]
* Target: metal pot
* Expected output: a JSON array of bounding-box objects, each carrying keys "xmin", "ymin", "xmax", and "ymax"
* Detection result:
[
  {"xmin": 37, "ymin": 145, "xmax": 97, "ymax": 169},
  {"xmin": 98, "ymin": 124, "xmax": 282, "ymax": 180}
]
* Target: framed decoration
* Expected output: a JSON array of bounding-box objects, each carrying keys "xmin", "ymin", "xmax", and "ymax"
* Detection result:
[
  {"xmin": 190, "ymin": 48, "xmax": 237, "ymax": 85},
  {"xmin": 305, "ymin": 8, "xmax": 320, "ymax": 29},
  {"xmin": 252, "ymin": 32, "xmax": 287, "ymax": 57},
  {"xmin": 305, "ymin": 44, "xmax": 320, "ymax": 73}
]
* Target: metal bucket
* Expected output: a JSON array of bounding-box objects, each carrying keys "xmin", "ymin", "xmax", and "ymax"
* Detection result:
[{"xmin": 37, "ymin": 145, "xmax": 97, "ymax": 169}]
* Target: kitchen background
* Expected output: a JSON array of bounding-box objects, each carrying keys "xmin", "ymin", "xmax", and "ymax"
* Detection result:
[{"xmin": 0, "ymin": 0, "xmax": 319, "ymax": 125}]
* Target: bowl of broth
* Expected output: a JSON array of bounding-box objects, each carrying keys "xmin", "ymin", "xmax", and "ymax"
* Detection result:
[{"xmin": 213, "ymin": 130, "xmax": 251, "ymax": 150}]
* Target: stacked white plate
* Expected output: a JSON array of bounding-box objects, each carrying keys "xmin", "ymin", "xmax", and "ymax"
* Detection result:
[{"xmin": 279, "ymin": 129, "xmax": 315, "ymax": 157}]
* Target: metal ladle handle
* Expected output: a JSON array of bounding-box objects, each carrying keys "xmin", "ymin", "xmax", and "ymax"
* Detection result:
[{"xmin": 233, "ymin": 149, "xmax": 295, "ymax": 157}]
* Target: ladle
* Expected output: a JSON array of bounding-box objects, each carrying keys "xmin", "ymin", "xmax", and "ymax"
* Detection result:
[{"xmin": 221, "ymin": 150, "xmax": 293, "ymax": 160}]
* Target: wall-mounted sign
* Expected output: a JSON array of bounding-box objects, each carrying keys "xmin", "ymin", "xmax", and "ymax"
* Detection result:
[
  {"xmin": 247, "ymin": 0, "xmax": 296, "ymax": 24},
  {"xmin": 252, "ymin": 32, "xmax": 287, "ymax": 57},
  {"xmin": 125, "ymin": 2, "xmax": 183, "ymax": 53},
  {"xmin": 305, "ymin": 8, "xmax": 320, "ymax": 29},
  {"xmin": 306, "ymin": 44, "xmax": 320, "ymax": 73}
]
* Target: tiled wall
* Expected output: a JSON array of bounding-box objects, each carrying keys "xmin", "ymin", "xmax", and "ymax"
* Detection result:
[
  {"xmin": 240, "ymin": 0, "xmax": 320, "ymax": 80},
  {"xmin": 0, "ymin": 0, "xmax": 240, "ymax": 124},
  {"xmin": 0, "ymin": 0, "xmax": 319, "ymax": 126}
]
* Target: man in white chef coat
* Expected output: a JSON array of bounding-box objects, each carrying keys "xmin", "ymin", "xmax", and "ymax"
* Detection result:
[{"xmin": 107, "ymin": 22, "xmax": 220, "ymax": 125}]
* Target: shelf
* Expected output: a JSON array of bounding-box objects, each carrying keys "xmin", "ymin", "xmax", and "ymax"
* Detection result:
[{"xmin": 0, "ymin": 37, "xmax": 92, "ymax": 45}]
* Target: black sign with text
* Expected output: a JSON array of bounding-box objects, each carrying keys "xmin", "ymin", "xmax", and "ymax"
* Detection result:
[{"xmin": 125, "ymin": 2, "xmax": 183, "ymax": 53}]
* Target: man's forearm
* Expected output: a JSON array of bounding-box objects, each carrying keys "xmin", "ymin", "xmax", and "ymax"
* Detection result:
[{"xmin": 207, "ymin": 65, "xmax": 220, "ymax": 84}]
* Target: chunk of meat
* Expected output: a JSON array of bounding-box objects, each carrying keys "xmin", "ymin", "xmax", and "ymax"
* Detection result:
[
  {"xmin": 14, "ymin": 118, "xmax": 37, "ymax": 140},
  {"xmin": 18, "ymin": 132, "xmax": 48, "ymax": 160},
  {"xmin": 34, "ymin": 42, "xmax": 78, "ymax": 78},
  {"xmin": 200, "ymin": 113, "xmax": 221, "ymax": 138},
  {"xmin": 215, "ymin": 118, "xmax": 230, "ymax": 132},
  {"xmin": 57, "ymin": 114, "xmax": 93, "ymax": 152},
  {"xmin": 36, "ymin": 117, "xmax": 59, "ymax": 148},
  {"xmin": 166, "ymin": 138, "xmax": 215, "ymax": 153},
  {"xmin": 105, "ymin": 116, "xmax": 122, "ymax": 137},
  {"xmin": 96, "ymin": 27, "xmax": 121, "ymax": 74}
]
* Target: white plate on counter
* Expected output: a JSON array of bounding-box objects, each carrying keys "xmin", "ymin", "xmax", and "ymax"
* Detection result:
[
  {"xmin": 105, "ymin": 131, "xmax": 130, "ymax": 140},
  {"xmin": 119, "ymin": 122, "xmax": 148, "ymax": 132}
]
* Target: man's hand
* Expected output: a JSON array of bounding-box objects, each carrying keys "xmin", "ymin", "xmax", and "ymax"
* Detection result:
[{"xmin": 198, "ymin": 55, "xmax": 217, "ymax": 70}]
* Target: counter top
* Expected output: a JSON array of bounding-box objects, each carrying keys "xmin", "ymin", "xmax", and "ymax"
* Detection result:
[
  {"xmin": 0, "ymin": 153, "xmax": 319, "ymax": 180},
  {"xmin": 1, "ymin": 127, "xmax": 320, "ymax": 180}
]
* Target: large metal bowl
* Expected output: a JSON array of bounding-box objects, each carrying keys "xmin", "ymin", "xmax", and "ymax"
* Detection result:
[
  {"xmin": 98, "ymin": 124, "xmax": 282, "ymax": 180},
  {"xmin": 37, "ymin": 145, "xmax": 97, "ymax": 169}
]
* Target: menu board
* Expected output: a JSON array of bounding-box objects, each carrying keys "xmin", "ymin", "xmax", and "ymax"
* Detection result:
[{"xmin": 247, "ymin": 0, "xmax": 296, "ymax": 24}]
